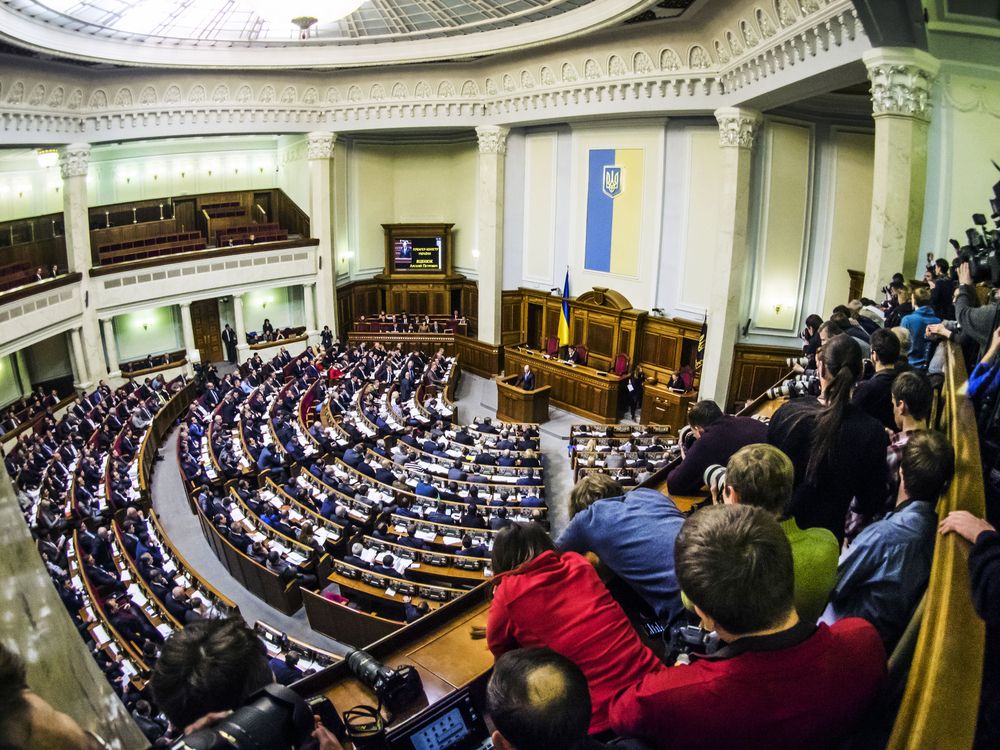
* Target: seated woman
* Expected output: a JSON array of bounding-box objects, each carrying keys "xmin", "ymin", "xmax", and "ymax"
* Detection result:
[{"xmin": 486, "ymin": 522, "xmax": 664, "ymax": 735}]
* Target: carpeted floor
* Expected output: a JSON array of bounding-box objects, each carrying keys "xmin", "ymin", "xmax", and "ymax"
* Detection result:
[{"xmin": 148, "ymin": 371, "xmax": 578, "ymax": 651}]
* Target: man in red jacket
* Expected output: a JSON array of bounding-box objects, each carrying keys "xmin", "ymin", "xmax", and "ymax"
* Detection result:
[{"xmin": 608, "ymin": 505, "xmax": 885, "ymax": 750}]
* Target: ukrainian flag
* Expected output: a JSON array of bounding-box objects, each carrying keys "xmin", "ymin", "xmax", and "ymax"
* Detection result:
[
  {"xmin": 584, "ymin": 148, "xmax": 643, "ymax": 276},
  {"xmin": 558, "ymin": 270, "xmax": 570, "ymax": 346}
]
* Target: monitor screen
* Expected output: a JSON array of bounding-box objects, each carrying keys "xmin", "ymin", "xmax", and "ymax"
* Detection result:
[
  {"xmin": 388, "ymin": 688, "xmax": 491, "ymax": 750},
  {"xmin": 394, "ymin": 237, "xmax": 442, "ymax": 272}
]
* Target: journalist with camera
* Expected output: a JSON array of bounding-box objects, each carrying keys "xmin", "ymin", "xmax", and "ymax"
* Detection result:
[{"xmin": 151, "ymin": 618, "xmax": 340, "ymax": 750}]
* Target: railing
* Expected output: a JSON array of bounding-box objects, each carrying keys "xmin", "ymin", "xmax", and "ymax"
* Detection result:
[{"xmin": 888, "ymin": 340, "xmax": 986, "ymax": 749}]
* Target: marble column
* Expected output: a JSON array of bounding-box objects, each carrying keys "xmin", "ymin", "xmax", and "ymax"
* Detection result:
[
  {"xmin": 861, "ymin": 47, "xmax": 940, "ymax": 298},
  {"xmin": 69, "ymin": 327, "xmax": 90, "ymax": 390},
  {"xmin": 303, "ymin": 282, "xmax": 318, "ymax": 344},
  {"xmin": 59, "ymin": 144, "xmax": 107, "ymax": 385},
  {"xmin": 698, "ymin": 107, "xmax": 761, "ymax": 406},
  {"xmin": 0, "ymin": 467, "xmax": 148, "ymax": 749},
  {"xmin": 233, "ymin": 293, "xmax": 249, "ymax": 363},
  {"xmin": 179, "ymin": 302, "xmax": 198, "ymax": 376},
  {"xmin": 307, "ymin": 132, "xmax": 338, "ymax": 334},
  {"xmin": 100, "ymin": 318, "xmax": 119, "ymax": 377},
  {"xmin": 475, "ymin": 125, "xmax": 509, "ymax": 346}
]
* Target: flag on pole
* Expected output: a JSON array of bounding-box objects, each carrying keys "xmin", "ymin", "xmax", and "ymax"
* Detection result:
[
  {"xmin": 557, "ymin": 270, "xmax": 571, "ymax": 346},
  {"xmin": 696, "ymin": 317, "xmax": 707, "ymax": 374}
]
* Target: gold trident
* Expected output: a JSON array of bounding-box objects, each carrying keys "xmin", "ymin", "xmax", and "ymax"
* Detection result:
[{"xmin": 604, "ymin": 169, "xmax": 620, "ymax": 194}]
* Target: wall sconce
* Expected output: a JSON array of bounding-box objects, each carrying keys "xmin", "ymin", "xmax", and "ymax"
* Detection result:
[
  {"xmin": 774, "ymin": 304, "xmax": 782, "ymax": 315},
  {"xmin": 180, "ymin": 171, "xmax": 186, "ymax": 179},
  {"xmin": 207, "ymin": 170, "xmax": 213, "ymax": 177},
  {"xmin": 261, "ymin": 297, "xmax": 272, "ymax": 310}
]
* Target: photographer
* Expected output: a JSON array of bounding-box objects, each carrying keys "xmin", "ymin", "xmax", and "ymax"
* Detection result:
[
  {"xmin": 665, "ymin": 400, "xmax": 767, "ymax": 495},
  {"xmin": 151, "ymin": 618, "xmax": 339, "ymax": 748},
  {"xmin": 929, "ymin": 258, "xmax": 956, "ymax": 320},
  {"xmin": 956, "ymin": 260, "xmax": 1000, "ymax": 357},
  {"xmin": 851, "ymin": 328, "xmax": 901, "ymax": 430}
]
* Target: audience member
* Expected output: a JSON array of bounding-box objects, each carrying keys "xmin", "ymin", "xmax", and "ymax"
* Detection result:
[
  {"xmin": 487, "ymin": 523, "xmax": 664, "ymax": 734},
  {"xmin": 720, "ymin": 443, "xmax": 838, "ymax": 623},
  {"xmin": 666, "ymin": 400, "xmax": 767, "ymax": 495},
  {"xmin": 768, "ymin": 334, "xmax": 888, "ymax": 541},
  {"xmin": 824, "ymin": 431, "xmax": 955, "ymax": 650},
  {"xmin": 608, "ymin": 504, "xmax": 885, "ymax": 749},
  {"xmin": 851, "ymin": 328, "xmax": 901, "ymax": 430}
]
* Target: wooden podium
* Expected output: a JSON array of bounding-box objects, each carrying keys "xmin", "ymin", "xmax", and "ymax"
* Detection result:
[{"xmin": 496, "ymin": 375, "xmax": 550, "ymax": 424}]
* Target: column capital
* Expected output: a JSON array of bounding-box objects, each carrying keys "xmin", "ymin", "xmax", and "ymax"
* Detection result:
[
  {"xmin": 714, "ymin": 107, "xmax": 762, "ymax": 149},
  {"xmin": 58, "ymin": 143, "xmax": 91, "ymax": 179},
  {"xmin": 306, "ymin": 132, "xmax": 337, "ymax": 160},
  {"xmin": 862, "ymin": 47, "xmax": 941, "ymax": 121},
  {"xmin": 476, "ymin": 125, "xmax": 510, "ymax": 155}
]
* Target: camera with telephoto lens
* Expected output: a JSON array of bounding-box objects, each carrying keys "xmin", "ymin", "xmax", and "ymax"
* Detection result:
[
  {"xmin": 170, "ymin": 684, "xmax": 326, "ymax": 750},
  {"xmin": 951, "ymin": 171, "xmax": 1000, "ymax": 285},
  {"xmin": 703, "ymin": 464, "xmax": 727, "ymax": 497},
  {"xmin": 766, "ymin": 376, "xmax": 820, "ymax": 400},
  {"xmin": 785, "ymin": 356, "xmax": 809, "ymax": 368},
  {"xmin": 346, "ymin": 648, "xmax": 423, "ymax": 712}
]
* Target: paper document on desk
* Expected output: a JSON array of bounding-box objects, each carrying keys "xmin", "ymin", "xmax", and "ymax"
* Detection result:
[
  {"xmin": 360, "ymin": 548, "xmax": 377, "ymax": 563},
  {"xmin": 415, "ymin": 530, "xmax": 438, "ymax": 542},
  {"xmin": 286, "ymin": 552, "xmax": 307, "ymax": 566},
  {"xmin": 442, "ymin": 535, "xmax": 463, "ymax": 546}
]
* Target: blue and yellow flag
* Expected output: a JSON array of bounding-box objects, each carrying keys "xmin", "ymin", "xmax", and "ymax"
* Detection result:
[
  {"xmin": 557, "ymin": 270, "xmax": 570, "ymax": 346},
  {"xmin": 584, "ymin": 148, "xmax": 643, "ymax": 276}
]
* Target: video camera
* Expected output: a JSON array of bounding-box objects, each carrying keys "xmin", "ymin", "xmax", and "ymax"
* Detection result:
[
  {"xmin": 667, "ymin": 624, "xmax": 720, "ymax": 663},
  {"xmin": 951, "ymin": 166, "xmax": 1000, "ymax": 285}
]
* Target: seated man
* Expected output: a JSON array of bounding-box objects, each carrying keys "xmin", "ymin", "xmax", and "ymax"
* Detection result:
[
  {"xmin": 486, "ymin": 648, "xmax": 599, "ymax": 750},
  {"xmin": 666, "ymin": 400, "xmax": 768, "ymax": 495},
  {"xmin": 719, "ymin": 443, "xmax": 839, "ymax": 623},
  {"xmin": 609, "ymin": 504, "xmax": 885, "ymax": 749},
  {"xmin": 823, "ymin": 431, "xmax": 955, "ymax": 650},
  {"xmin": 556, "ymin": 480, "xmax": 686, "ymax": 624},
  {"xmin": 269, "ymin": 650, "xmax": 304, "ymax": 686}
]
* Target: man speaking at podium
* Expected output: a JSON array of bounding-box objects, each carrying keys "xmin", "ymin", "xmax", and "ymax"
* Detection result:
[{"xmin": 517, "ymin": 365, "xmax": 536, "ymax": 391}]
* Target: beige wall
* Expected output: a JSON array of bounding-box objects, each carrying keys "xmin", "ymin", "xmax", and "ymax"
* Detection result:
[
  {"xmin": 822, "ymin": 130, "xmax": 874, "ymax": 313},
  {"xmin": 348, "ymin": 141, "xmax": 478, "ymax": 276},
  {"xmin": 677, "ymin": 127, "xmax": 724, "ymax": 316},
  {"xmin": 751, "ymin": 119, "xmax": 813, "ymax": 332}
]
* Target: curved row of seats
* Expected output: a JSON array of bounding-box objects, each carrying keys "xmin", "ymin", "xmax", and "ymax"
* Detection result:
[
  {"xmin": 7, "ymin": 372, "xmax": 338, "ymax": 743},
  {"xmin": 178, "ymin": 340, "xmax": 546, "ymax": 634}
]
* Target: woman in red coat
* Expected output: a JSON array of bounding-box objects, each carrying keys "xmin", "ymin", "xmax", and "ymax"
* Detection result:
[{"xmin": 487, "ymin": 523, "xmax": 665, "ymax": 734}]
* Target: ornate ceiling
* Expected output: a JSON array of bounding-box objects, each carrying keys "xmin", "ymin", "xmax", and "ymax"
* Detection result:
[{"xmin": 0, "ymin": 0, "xmax": 696, "ymax": 68}]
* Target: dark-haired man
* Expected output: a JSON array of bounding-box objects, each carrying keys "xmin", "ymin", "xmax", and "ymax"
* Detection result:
[
  {"xmin": 486, "ymin": 648, "xmax": 606, "ymax": 750},
  {"xmin": 665, "ymin": 400, "xmax": 768, "ymax": 495},
  {"xmin": 851, "ymin": 328, "xmax": 901, "ymax": 430},
  {"xmin": 823, "ymin": 431, "xmax": 955, "ymax": 650},
  {"xmin": 151, "ymin": 618, "xmax": 339, "ymax": 747},
  {"xmin": 608, "ymin": 504, "xmax": 885, "ymax": 749}
]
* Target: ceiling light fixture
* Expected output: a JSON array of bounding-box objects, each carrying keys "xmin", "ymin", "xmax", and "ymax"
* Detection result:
[{"xmin": 246, "ymin": 0, "xmax": 365, "ymax": 34}]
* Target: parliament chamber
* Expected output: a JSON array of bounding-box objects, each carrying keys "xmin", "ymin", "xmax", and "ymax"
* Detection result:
[{"xmin": 0, "ymin": 0, "xmax": 997, "ymax": 748}]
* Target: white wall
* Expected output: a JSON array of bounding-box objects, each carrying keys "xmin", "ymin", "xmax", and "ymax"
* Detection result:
[
  {"xmin": 23, "ymin": 334, "xmax": 73, "ymax": 383},
  {"xmin": 347, "ymin": 140, "xmax": 478, "ymax": 278},
  {"xmin": 243, "ymin": 285, "xmax": 305, "ymax": 333}
]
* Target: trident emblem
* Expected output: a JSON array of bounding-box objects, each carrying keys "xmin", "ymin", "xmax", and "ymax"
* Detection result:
[{"xmin": 602, "ymin": 165, "xmax": 623, "ymax": 198}]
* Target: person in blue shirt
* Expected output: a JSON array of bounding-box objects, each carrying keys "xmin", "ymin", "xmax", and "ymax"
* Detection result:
[
  {"xmin": 415, "ymin": 475, "xmax": 439, "ymax": 498},
  {"xmin": 269, "ymin": 652, "xmax": 304, "ymax": 686},
  {"xmin": 968, "ymin": 324, "xmax": 1000, "ymax": 406},
  {"xmin": 556, "ymin": 477, "xmax": 687, "ymax": 625},
  {"xmin": 822, "ymin": 430, "xmax": 955, "ymax": 650},
  {"xmin": 900, "ymin": 286, "xmax": 942, "ymax": 369}
]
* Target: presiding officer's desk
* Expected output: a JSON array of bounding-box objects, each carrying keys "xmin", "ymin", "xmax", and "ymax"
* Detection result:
[{"xmin": 504, "ymin": 345, "xmax": 627, "ymax": 424}]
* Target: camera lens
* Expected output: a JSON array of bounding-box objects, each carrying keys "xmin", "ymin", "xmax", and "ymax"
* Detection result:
[{"xmin": 347, "ymin": 650, "xmax": 383, "ymax": 685}]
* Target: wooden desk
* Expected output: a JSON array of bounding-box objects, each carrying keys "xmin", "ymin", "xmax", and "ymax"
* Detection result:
[
  {"xmin": 642, "ymin": 380, "xmax": 696, "ymax": 430},
  {"xmin": 504, "ymin": 347, "xmax": 626, "ymax": 424},
  {"xmin": 495, "ymin": 374, "xmax": 550, "ymax": 424}
]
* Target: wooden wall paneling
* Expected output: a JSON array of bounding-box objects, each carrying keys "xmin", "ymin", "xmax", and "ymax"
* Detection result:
[
  {"xmin": 848, "ymin": 269, "xmax": 865, "ymax": 303},
  {"xmin": 454, "ymin": 336, "xmax": 502, "ymax": 378},
  {"xmin": 725, "ymin": 343, "xmax": 800, "ymax": 413}
]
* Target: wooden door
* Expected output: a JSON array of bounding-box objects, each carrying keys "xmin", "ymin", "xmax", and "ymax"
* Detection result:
[
  {"xmin": 173, "ymin": 198, "xmax": 197, "ymax": 235},
  {"xmin": 191, "ymin": 299, "xmax": 224, "ymax": 363}
]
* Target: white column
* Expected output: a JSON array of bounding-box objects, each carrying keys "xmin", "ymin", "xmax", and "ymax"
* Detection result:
[
  {"xmin": 698, "ymin": 107, "xmax": 762, "ymax": 406},
  {"xmin": 233, "ymin": 293, "xmax": 249, "ymax": 363},
  {"xmin": 100, "ymin": 318, "xmax": 119, "ymax": 377},
  {"xmin": 861, "ymin": 47, "xmax": 940, "ymax": 297},
  {"xmin": 59, "ymin": 144, "xmax": 107, "ymax": 384},
  {"xmin": 475, "ymin": 125, "xmax": 509, "ymax": 346},
  {"xmin": 69, "ymin": 327, "xmax": 90, "ymax": 390},
  {"xmin": 179, "ymin": 302, "xmax": 198, "ymax": 376},
  {"xmin": 307, "ymin": 132, "xmax": 338, "ymax": 334},
  {"xmin": 303, "ymin": 283, "xmax": 318, "ymax": 344}
]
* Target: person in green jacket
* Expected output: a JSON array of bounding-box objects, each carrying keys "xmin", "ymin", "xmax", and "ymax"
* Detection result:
[{"xmin": 716, "ymin": 443, "xmax": 840, "ymax": 623}]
